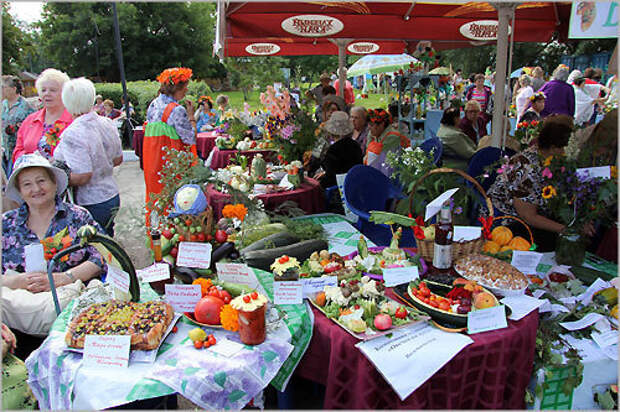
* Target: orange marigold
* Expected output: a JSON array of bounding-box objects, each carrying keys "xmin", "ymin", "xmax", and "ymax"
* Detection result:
[
  {"xmin": 222, "ymin": 204, "xmax": 248, "ymax": 222},
  {"xmin": 219, "ymin": 304, "xmax": 239, "ymax": 332},
  {"xmin": 192, "ymin": 278, "xmax": 213, "ymax": 297},
  {"xmin": 157, "ymin": 67, "xmax": 193, "ymax": 85}
]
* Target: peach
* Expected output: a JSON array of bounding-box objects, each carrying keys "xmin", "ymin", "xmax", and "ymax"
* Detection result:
[{"xmin": 473, "ymin": 292, "xmax": 496, "ymax": 310}]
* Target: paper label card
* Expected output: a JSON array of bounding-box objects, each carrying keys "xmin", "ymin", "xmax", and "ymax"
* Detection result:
[
  {"xmin": 560, "ymin": 312, "xmax": 605, "ymax": 331},
  {"xmin": 274, "ymin": 281, "xmax": 303, "ymax": 305},
  {"xmin": 176, "ymin": 242, "xmax": 212, "ymax": 269},
  {"xmin": 209, "ymin": 338, "xmax": 245, "ymax": 357},
  {"xmin": 137, "ymin": 263, "xmax": 170, "ymax": 282},
  {"xmin": 511, "ymin": 251, "xmax": 543, "ymax": 274},
  {"xmin": 165, "ymin": 284, "xmax": 202, "ymax": 312},
  {"xmin": 500, "ymin": 295, "xmax": 547, "ymax": 321},
  {"xmin": 83, "ymin": 335, "xmax": 130, "ymax": 369},
  {"xmin": 216, "ymin": 263, "xmax": 258, "ymax": 289},
  {"xmin": 424, "ymin": 188, "xmax": 459, "ymax": 222},
  {"xmin": 453, "ymin": 226, "xmax": 482, "ymax": 242},
  {"xmin": 382, "ymin": 266, "xmax": 419, "ymax": 287},
  {"xmin": 591, "ymin": 330, "xmax": 618, "ymax": 349},
  {"xmin": 602, "ymin": 344, "xmax": 619, "ymax": 361},
  {"xmin": 576, "ymin": 166, "xmax": 611, "ymax": 181},
  {"xmin": 106, "ymin": 265, "xmax": 130, "ymax": 293},
  {"xmin": 25, "ymin": 243, "xmax": 47, "ymax": 273},
  {"xmin": 302, "ymin": 276, "xmax": 338, "ymax": 298},
  {"xmin": 467, "ymin": 305, "xmax": 508, "ymax": 334}
]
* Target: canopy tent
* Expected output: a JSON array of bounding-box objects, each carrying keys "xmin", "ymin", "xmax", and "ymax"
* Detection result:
[{"xmin": 347, "ymin": 54, "xmax": 418, "ymax": 77}]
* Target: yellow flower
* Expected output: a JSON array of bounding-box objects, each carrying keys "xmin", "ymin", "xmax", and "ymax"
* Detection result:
[
  {"xmin": 543, "ymin": 156, "xmax": 553, "ymax": 166},
  {"xmin": 611, "ymin": 166, "xmax": 617, "ymax": 179},
  {"xmin": 219, "ymin": 304, "xmax": 239, "ymax": 332},
  {"xmin": 541, "ymin": 185, "xmax": 557, "ymax": 199}
]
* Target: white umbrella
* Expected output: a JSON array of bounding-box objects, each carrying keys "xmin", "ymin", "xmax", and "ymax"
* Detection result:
[{"xmin": 347, "ymin": 54, "xmax": 418, "ymax": 77}]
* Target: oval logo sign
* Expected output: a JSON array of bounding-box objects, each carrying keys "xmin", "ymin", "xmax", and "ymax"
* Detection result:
[
  {"xmin": 459, "ymin": 20, "xmax": 511, "ymax": 41},
  {"xmin": 347, "ymin": 42, "xmax": 380, "ymax": 54},
  {"xmin": 245, "ymin": 43, "xmax": 281, "ymax": 55},
  {"xmin": 281, "ymin": 14, "xmax": 344, "ymax": 37}
]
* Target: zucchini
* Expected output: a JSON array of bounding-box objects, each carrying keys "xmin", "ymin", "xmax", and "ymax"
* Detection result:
[
  {"xmin": 240, "ymin": 231, "xmax": 300, "ymax": 255},
  {"xmin": 570, "ymin": 266, "xmax": 616, "ymax": 285},
  {"xmin": 213, "ymin": 279, "xmax": 254, "ymax": 296},
  {"xmin": 237, "ymin": 223, "xmax": 287, "ymax": 245},
  {"xmin": 243, "ymin": 239, "xmax": 329, "ymax": 271}
]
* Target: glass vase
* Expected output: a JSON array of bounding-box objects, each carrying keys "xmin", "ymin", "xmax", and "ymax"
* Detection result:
[{"xmin": 555, "ymin": 230, "xmax": 586, "ymax": 266}]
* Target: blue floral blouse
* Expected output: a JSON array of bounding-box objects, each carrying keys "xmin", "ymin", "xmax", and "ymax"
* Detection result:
[
  {"xmin": 2, "ymin": 197, "xmax": 107, "ymax": 274},
  {"xmin": 1, "ymin": 97, "xmax": 34, "ymax": 158}
]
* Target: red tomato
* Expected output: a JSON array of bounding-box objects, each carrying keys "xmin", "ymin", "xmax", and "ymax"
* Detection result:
[
  {"xmin": 172, "ymin": 326, "xmax": 178, "ymax": 333},
  {"xmin": 215, "ymin": 230, "xmax": 228, "ymax": 243},
  {"xmin": 395, "ymin": 307, "xmax": 408, "ymax": 319},
  {"xmin": 194, "ymin": 296, "xmax": 225, "ymax": 325},
  {"xmin": 207, "ymin": 335, "xmax": 216, "ymax": 346},
  {"xmin": 429, "ymin": 300, "xmax": 439, "ymax": 308},
  {"xmin": 194, "ymin": 340, "xmax": 203, "ymax": 349},
  {"xmin": 243, "ymin": 295, "xmax": 251, "ymax": 303},
  {"xmin": 190, "ymin": 234, "xmax": 198, "ymax": 242},
  {"xmin": 439, "ymin": 301, "xmax": 451, "ymax": 311},
  {"xmin": 206, "ymin": 234, "xmax": 213, "ymax": 241},
  {"xmin": 203, "ymin": 341, "xmax": 211, "ymax": 348},
  {"xmin": 185, "ymin": 219, "xmax": 193, "ymax": 227},
  {"xmin": 178, "ymin": 235, "xmax": 186, "ymax": 242},
  {"xmin": 220, "ymin": 290, "xmax": 232, "ymax": 303},
  {"xmin": 251, "ymin": 291, "xmax": 258, "ymax": 300},
  {"xmin": 197, "ymin": 233, "xmax": 206, "ymax": 242}
]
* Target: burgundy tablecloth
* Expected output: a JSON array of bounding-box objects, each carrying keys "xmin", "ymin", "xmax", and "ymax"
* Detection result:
[
  {"xmin": 296, "ymin": 293, "xmax": 539, "ymax": 409},
  {"xmin": 206, "ymin": 178, "xmax": 325, "ymax": 220},
  {"xmin": 196, "ymin": 132, "xmax": 218, "ymax": 159},
  {"xmin": 209, "ymin": 147, "xmax": 276, "ymax": 170},
  {"xmin": 133, "ymin": 128, "xmax": 144, "ymax": 169}
]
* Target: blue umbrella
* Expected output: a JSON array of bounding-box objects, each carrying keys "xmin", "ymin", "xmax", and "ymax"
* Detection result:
[{"xmin": 510, "ymin": 68, "xmax": 524, "ymax": 78}]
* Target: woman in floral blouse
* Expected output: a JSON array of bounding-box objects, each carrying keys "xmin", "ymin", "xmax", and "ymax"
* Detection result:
[
  {"xmin": 12, "ymin": 69, "xmax": 73, "ymax": 163},
  {"xmin": 2, "ymin": 153, "xmax": 105, "ymax": 292},
  {"xmin": 487, "ymin": 115, "xmax": 592, "ymax": 250},
  {"xmin": 2, "ymin": 76, "xmax": 34, "ymax": 177}
]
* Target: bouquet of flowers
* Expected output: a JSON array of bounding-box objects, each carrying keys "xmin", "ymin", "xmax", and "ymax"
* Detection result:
[{"xmin": 514, "ymin": 119, "xmax": 543, "ymax": 146}]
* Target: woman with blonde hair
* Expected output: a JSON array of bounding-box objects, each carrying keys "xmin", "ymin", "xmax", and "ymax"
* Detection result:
[
  {"xmin": 458, "ymin": 100, "xmax": 487, "ymax": 144},
  {"xmin": 13, "ymin": 68, "xmax": 72, "ymax": 162},
  {"xmin": 515, "ymin": 74, "xmax": 534, "ymax": 120}
]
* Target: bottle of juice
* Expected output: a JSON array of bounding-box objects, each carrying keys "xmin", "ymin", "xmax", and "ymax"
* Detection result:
[{"xmin": 432, "ymin": 201, "xmax": 453, "ymax": 271}]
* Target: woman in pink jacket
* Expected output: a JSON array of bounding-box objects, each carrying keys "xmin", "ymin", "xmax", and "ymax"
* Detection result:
[{"xmin": 13, "ymin": 68, "xmax": 73, "ymax": 163}]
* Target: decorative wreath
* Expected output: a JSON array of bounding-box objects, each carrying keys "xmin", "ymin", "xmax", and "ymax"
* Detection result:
[
  {"xmin": 529, "ymin": 91, "xmax": 546, "ymax": 102},
  {"xmin": 198, "ymin": 95, "xmax": 213, "ymax": 105},
  {"xmin": 156, "ymin": 67, "xmax": 193, "ymax": 85},
  {"xmin": 368, "ymin": 108, "xmax": 392, "ymax": 125}
]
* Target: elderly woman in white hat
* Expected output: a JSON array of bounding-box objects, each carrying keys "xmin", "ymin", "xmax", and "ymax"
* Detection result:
[
  {"xmin": 2, "ymin": 152, "xmax": 105, "ymax": 293},
  {"xmin": 314, "ymin": 111, "xmax": 363, "ymax": 189}
]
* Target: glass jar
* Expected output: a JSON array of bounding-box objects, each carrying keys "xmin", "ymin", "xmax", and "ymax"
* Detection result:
[{"xmin": 555, "ymin": 229, "xmax": 586, "ymax": 266}]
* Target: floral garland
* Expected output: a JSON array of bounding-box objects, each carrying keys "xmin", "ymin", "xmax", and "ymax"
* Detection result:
[
  {"xmin": 529, "ymin": 91, "xmax": 546, "ymax": 102},
  {"xmin": 44, "ymin": 121, "xmax": 67, "ymax": 148},
  {"xmin": 367, "ymin": 108, "xmax": 392, "ymax": 124},
  {"xmin": 156, "ymin": 67, "xmax": 193, "ymax": 85},
  {"xmin": 198, "ymin": 95, "xmax": 213, "ymax": 105}
]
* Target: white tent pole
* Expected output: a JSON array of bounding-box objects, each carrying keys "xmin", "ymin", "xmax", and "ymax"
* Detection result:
[
  {"xmin": 491, "ymin": 2, "xmax": 517, "ymax": 148},
  {"xmin": 503, "ymin": 5, "xmax": 517, "ymax": 151},
  {"xmin": 330, "ymin": 39, "xmax": 353, "ymax": 97}
]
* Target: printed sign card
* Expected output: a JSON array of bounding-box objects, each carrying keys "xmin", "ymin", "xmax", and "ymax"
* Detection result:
[
  {"xmin": 106, "ymin": 265, "xmax": 130, "ymax": 293},
  {"xmin": 510, "ymin": 251, "xmax": 543, "ymax": 274},
  {"xmin": 176, "ymin": 242, "xmax": 212, "ymax": 269},
  {"xmin": 83, "ymin": 335, "xmax": 130, "ymax": 369},
  {"xmin": 25, "ymin": 243, "xmax": 47, "ymax": 273},
  {"xmin": 274, "ymin": 281, "xmax": 303, "ymax": 305},
  {"xmin": 467, "ymin": 305, "xmax": 508, "ymax": 334},
  {"xmin": 216, "ymin": 263, "xmax": 258, "ymax": 289},
  {"xmin": 137, "ymin": 263, "xmax": 170, "ymax": 282},
  {"xmin": 302, "ymin": 276, "xmax": 338, "ymax": 298},
  {"xmin": 164, "ymin": 284, "xmax": 202, "ymax": 312},
  {"xmin": 424, "ymin": 188, "xmax": 459, "ymax": 221},
  {"xmin": 382, "ymin": 266, "xmax": 419, "ymax": 287}
]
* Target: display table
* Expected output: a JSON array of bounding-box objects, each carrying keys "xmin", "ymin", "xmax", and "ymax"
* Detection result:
[
  {"xmin": 206, "ymin": 179, "xmax": 325, "ymax": 220},
  {"xmin": 196, "ymin": 132, "xmax": 219, "ymax": 159},
  {"xmin": 208, "ymin": 147, "xmax": 276, "ymax": 170},
  {"xmin": 133, "ymin": 127, "xmax": 144, "ymax": 169}
]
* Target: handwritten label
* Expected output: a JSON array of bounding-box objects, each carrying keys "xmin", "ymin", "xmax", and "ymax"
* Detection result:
[
  {"xmin": 137, "ymin": 263, "xmax": 170, "ymax": 282},
  {"xmin": 500, "ymin": 294, "xmax": 547, "ymax": 321},
  {"xmin": 424, "ymin": 188, "xmax": 459, "ymax": 221},
  {"xmin": 602, "ymin": 344, "xmax": 619, "ymax": 361},
  {"xmin": 106, "ymin": 265, "xmax": 130, "ymax": 293},
  {"xmin": 576, "ymin": 166, "xmax": 611, "ymax": 180},
  {"xmin": 382, "ymin": 266, "xmax": 419, "ymax": 287},
  {"xmin": 83, "ymin": 335, "xmax": 130, "ymax": 369},
  {"xmin": 165, "ymin": 284, "xmax": 202, "ymax": 312},
  {"xmin": 510, "ymin": 251, "xmax": 543, "ymax": 274},
  {"xmin": 274, "ymin": 281, "xmax": 303, "ymax": 305},
  {"xmin": 467, "ymin": 305, "xmax": 507, "ymax": 334},
  {"xmin": 560, "ymin": 312, "xmax": 605, "ymax": 331},
  {"xmin": 591, "ymin": 330, "xmax": 618, "ymax": 349},
  {"xmin": 25, "ymin": 243, "xmax": 46, "ymax": 273},
  {"xmin": 209, "ymin": 338, "xmax": 245, "ymax": 357},
  {"xmin": 176, "ymin": 242, "xmax": 212, "ymax": 269},
  {"xmin": 216, "ymin": 263, "xmax": 258, "ymax": 289},
  {"xmin": 453, "ymin": 226, "xmax": 482, "ymax": 242},
  {"xmin": 302, "ymin": 276, "xmax": 338, "ymax": 297}
]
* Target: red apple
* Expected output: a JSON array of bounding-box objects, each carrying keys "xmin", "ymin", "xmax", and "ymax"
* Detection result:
[
  {"xmin": 374, "ymin": 314, "xmax": 392, "ymax": 330},
  {"xmin": 162, "ymin": 229, "xmax": 173, "ymax": 240},
  {"xmin": 194, "ymin": 296, "xmax": 225, "ymax": 325},
  {"xmin": 215, "ymin": 230, "xmax": 228, "ymax": 243}
]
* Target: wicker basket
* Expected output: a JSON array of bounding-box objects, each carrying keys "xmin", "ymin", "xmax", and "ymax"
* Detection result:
[
  {"xmin": 170, "ymin": 207, "xmax": 214, "ymax": 240},
  {"xmin": 408, "ymin": 167, "xmax": 494, "ymax": 263},
  {"xmin": 491, "ymin": 215, "xmax": 535, "ymax": 247}
]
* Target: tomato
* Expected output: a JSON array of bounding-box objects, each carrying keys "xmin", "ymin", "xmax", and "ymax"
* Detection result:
[
  {"xmin": 190, "ymin": 234, "xmax": 198, "ymax": 242},
  {"xmin": 251, "ymin": 291, "xmax": 258, "ymax": 300},
  {"xmin": 429, "ymin": 300, "xmax": 439, "ymax": 308},
  {"xmin": 197, "ymin": 233, "xmax": 206, "ymax": 242},
  {"xmin": 438, "ymin": 301, "xmax": 451, "ymax": 311},
  {"xmin": 194, "ymin": 340, "xmax": 203, "ymax": 349},
  {"xmin": 206, "ymin": 234, "xmax": 213, "ymax": 241},
  {"xmin": 172, "ymin": 326, "xmax": 178, "ymax": 333},
  {"xmin": 208, "ymin": 288, "xmax": 221, "ymax": 298},
  {"xmin": 220, "ymin": 290, "xmax": 232, "ymax": 303},
  {"xmin": 194, "ymin": 296, "xmax": 225, "ymax": 325},
  {"xmin": 203, "ymin": 341, "xmax": 211, "ymax": 348},
  {"xmin": 215, "ymin": 230, "xmax": 228, "ymax": 243},
  {"xmin": 420, "ymin": 288, "xmax": 430, "ymax": 298},
  {"xmin": 185, "ymin": 219, "xmax": 193, "ymax": 227},
  {"xmin": 423, "ymin": 297, "xmax": 430, "ymax": 304},
  {"xmin": 207, "ymin": 335, "xmax": 216, "ymax": 345},
  {"xmin": 395, "ymin": 307, "xmax": 408, "ymax": 319},
  {"xmin": 278, "ymin": 255, "xmax": 290, "ymax": 264},
  {"xmin": 178, "ymin": 235, "xmax": 186, "ymax": 242},
  {"xmin": 243, "ymin": 295, "xmax": 251, "ymax": 303}
]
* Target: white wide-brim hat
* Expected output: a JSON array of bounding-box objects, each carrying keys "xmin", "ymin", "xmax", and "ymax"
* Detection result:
[
  {"xmin": 6, "ymin": 152, "xmax": 68, "ymax": 203},
  {"xmin": 323, "ymin": 111, "xmax": 354, "ymax": 136}
]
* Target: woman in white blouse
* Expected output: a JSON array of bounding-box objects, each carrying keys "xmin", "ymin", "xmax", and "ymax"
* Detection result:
[{"xmin": 515, "ymin": 74, "xmax": 534, "ymax": 120}]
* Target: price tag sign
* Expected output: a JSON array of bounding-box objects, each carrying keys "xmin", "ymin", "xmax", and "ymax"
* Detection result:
[
  {"xmin": 25, "ymin": 243, "xmax": 47, "ymax": 273},
  {"xmin": 176, "ymin": 242, "xmax": 212, "ymax": 269},
  {"xmin": 382, "ymin": 266, "xmax": 419, "ymax": 287},
  {"xmin": 137, "ymin": 263, "xmax": 170, "ymax": 282},
  {"xmin": 424, "ymin": 188, "xmax": 459, "ymax": 221},
  {"xmin": 164, "ymin": 284, "xmax": 202, "ymax": 312},
  {"xmin": 274, "ymin": 281, "xmax": 303, "ymax": 305},
  {"xmin": 510, "ymin": 251, "xmax": 543, "ymax": 274},
  {"xmin": 302, "ymin": 276, "xmax": 338, "ymax": 298},
  {"xmin": 83, "ymin": 335, "xmax": 130, "ymax": 369},
  {"xmin": 106, "ymin": 265, "xmax": 130, "ymax": 293},
  {"xmin": 467, "ymin": 305, "xmax": 507, "ymax": 334},
  {"xmin": 216, "ymin": 263, "xmax": 258, "ymax": 289}
]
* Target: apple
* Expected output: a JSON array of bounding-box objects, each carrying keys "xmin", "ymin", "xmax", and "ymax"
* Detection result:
[
  {"xmin": 373, "ymin": 314, "xmax": 392, "ymax": 330},
  {"xmin": 162, "ymin": 229, "xmax": 173, "ymax": 240},
  {"xmin": 215, "ymin": 230, "xmax": 228, "ymax": 243}
]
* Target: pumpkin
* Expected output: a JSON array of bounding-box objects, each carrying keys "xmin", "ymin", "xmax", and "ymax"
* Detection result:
[
  {"xmin": 483, "ymin": 240, "xmax": 501, "ymax": 254},
  {"xmin": 500, "ymin": 245, "xmax": 513, "ymax": 252},
  {"xmin": 508, "ymin": 236, "xmax": 531, "ymax": 251},
  {"xmin": 491, "ymin": 226, "xmax": 513, "ymax": 246}
]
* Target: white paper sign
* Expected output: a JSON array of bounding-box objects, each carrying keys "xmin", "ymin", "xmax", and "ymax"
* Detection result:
[
  {"xmin": 83, "ymin": 335, "xmax": 130, "ymax": 369},
  {"xmin": 176, "ymin": 242, "xmax": 212, "ymax": 269},
  {"xmin": 216, "ymin": 263, "xmax": 258, "ymax": 289},
  {"xmin": 500, "ymin": 295, "xmax": 547, "ymax": 321},
  {"xmin": 539, "ymin": 301, "xmax": 570, "ymax": 314},
  {"xmin": 453, "ymin": 226, "xmax": 482, "ymax": 242},
  {"xmin": 575, "ymin": 278, "xmax": 611, "ymax": 306},
  {"xmin": 25, "ymin": 243, "xmax": 47, "ymax": 273},
  {"xmin": 602, "ymin": 344, "xmax": 619, "ymax": 361},
  {"xmin": 273, "ymin": 281, "xmax": 303, "ymax": 305},
  {"xmin": 164, "ymin": 284, "xmax": 202, "ymax": 312},
  {"xmin": 356, "ymin": 322, "xmax": 473, "ymax": 400},
  {"xmin": 209, "ymin": 338, "xmax": 245, "ymax": 357},
  {"xmin": 424, "ymin": 188, "xmax": 459, "ymax": 221},
  {"xmin": 576, "ymin": 166, "xmax": 611, "ymax": 180},
  {"xmin": 511, "ymin": 251, "xmax": 543, "ymax": 274},
  {"xmin": 532, "ymin": 289, "xmax": 546, "ymax": 299},
  {"xmin": 106, "ymin": 265, "xmax": 130, "ymax": 293},
  {"xmin": 560, "ymin": 312, "xmax": 605, "ymax": 331},
  {"xmin": 137, "ymin": 263, "xmax": 170, "ymax": 282},
  {"xmin": 302, "ymin": 276, "xmax": 338, "ymax": 297},
  {"xmin": 467, "ymin": 305, "xmax": 508, "ymax": 334},
  {"xmin": 591, "ymin": 330, "xmax": 618, "ymax": 349},
  {"xmin": 382, "ymin": 266, "xmax": 419, "ymax": 287}
]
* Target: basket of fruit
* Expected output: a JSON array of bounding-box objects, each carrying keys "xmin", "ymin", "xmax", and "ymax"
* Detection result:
[
  {"xmin": 482, "ymin": 215, "xmax": 534, "ymax": 257},
  {"xmin": 408, "ymin": 167, "xmax": 494, "ymax": 262}
]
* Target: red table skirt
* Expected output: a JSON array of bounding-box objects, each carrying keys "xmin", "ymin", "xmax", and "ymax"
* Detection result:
[
  {"xmin": 133, "ymin": 128, "xmax": 144, "ymax": 169},
  {"xmin": 296, "ymin": 294, "xmax": 539, "ymax": 409},
  {"xmin": 196, "ymin": 132, "xmax": 218, "ymax": 159},
  {"xmin": 209, "ymin": 147, "xmax": 276, "ymax": 170},
  {"xmin": 206, "ymin": 179, "xmax": 325, "ymax": 220}
]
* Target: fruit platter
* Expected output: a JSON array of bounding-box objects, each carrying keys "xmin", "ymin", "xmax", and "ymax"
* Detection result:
[
  {"xmin": 310, "ymin": 275, "xmax": 429, "ymax": 340},
  {"xmin": 298, "ymin": 249, "xmax": 358, "ymax": 281}
]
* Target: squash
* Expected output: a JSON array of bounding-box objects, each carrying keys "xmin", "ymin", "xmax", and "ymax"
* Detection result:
[
  {"xmin": 243, "ymin": 239, "xmax": 329, "ymax": 271},
  {"xmin": 499, "ymin": 245, "xmax": 513, "ymax": 252},
  {"xmin": 491, "ymin": 226, "xmax": 513, "ymax": 246},
  {"xmin": 483, "ymin": 240, "xmax": 501, "ymax": 254},
  {"xmin": 240, "ymin": 231, "xmax": 300, "ymax": 255},
  {"xmin": 508, "ymin": 236, "xmax": 531, "ymax": 251}
]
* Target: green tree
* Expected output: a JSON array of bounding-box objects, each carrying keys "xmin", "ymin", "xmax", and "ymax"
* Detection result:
[
  {"xmin": 283, "ymin": 55, "xmax": 339, "ymax": 83},
  {"xmin": 2, "ymin": 3, "xmax": 34, "ymax": 73},
  {"xmin": 225, "ymin": 57, "xmax": 287, "ymax": 100},
  {"xmin": 37, "ymin": 2, "xmax": 225, "ymax": 81}
]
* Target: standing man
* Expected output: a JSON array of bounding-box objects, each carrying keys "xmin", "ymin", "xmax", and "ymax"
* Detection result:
[{"xmin": 307, "ymin": 73, "xmax": 332, "ymax": 121}]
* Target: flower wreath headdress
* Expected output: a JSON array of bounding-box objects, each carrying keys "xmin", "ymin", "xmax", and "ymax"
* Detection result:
[
  {"xmin": 368, "ymin": 108, "xmax": 392, "ymax": 125},
  {"xmin": 198, "ymin": 95, "xmax": 213, "ymax": 105},
  {"xmin": 529, "ymin": 91, "xmax": 546, "ymax": 102},
  {"xmin": 156, "ymin": 67, "xmax": 193, "ymax": 85}
]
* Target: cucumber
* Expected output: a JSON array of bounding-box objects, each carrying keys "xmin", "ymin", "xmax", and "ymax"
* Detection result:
[
  {"xmin": 243, "ymin": 239, "xmax": 329, "ymax": 271},
  {"xmin": 240, "ymin": 231, "xmax": 300, "ymax": 255},
  {"xmin": 570, "ymin": 266, "xmax": 616, "ymax": 285},
  {"xmin": 213, "ymin": 279, "xmax": 254, "ymax": 296}
]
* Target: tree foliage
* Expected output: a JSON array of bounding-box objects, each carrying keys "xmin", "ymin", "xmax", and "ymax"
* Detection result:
[
  {"xmin": 225, "ymin": 57, "xmax": 287, "ymax": 100},
  {"xmin": 2, "ymin": 3, "xmax": 34, "ymax": 74},
  {"xmin": 37, "ymin": 2, "xmax": 225, "ymax": 81}
]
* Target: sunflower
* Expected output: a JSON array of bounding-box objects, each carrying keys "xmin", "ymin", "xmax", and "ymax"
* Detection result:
[{"xmin": 541, "ymin": 185, "xmax": 557, "ymax": 199}]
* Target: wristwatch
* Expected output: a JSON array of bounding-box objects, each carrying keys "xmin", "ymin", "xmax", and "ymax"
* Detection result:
[{"xmin": 64, "ymin": 270, "xmax": 76, "ymax": 283}]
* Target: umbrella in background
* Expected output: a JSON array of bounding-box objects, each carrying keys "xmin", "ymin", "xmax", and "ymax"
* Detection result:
[
  {"xmin": 511, "ymin": 67, "xmax": 533, "ymax": 78},
  {"xmin": 428, "ymin": 66, "xmax": 451, "ymax": 75},
  {"xmin": 347, "ymin": 54, "xmax": 418, "ymax": 77}
]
